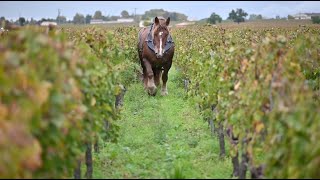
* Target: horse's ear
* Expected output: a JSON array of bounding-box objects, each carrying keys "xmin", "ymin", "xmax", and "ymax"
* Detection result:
[
  {"xmin": 154, "ymin": 17, "xmax": 159, "ymax": 25},
  {"xmin": 166, "ymin": 17, "xmax": 170, "ymax": 26}
]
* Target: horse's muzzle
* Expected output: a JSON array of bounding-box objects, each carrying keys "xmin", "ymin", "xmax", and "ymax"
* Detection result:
[{"xmin": 156, "ymin": 53, "xmax": 163, "ymax": 59}]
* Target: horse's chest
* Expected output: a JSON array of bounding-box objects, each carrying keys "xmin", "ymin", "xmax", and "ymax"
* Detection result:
[
  {"xmin": 150, "ymin": 57, "xmax": 167, "ymax": 67},
  {"xmin": 153, "ymin": 62, "xmax": 164, "ymax": 69},
  {"xmin": 143, "ymin": 50, "xmax": 167, "ymax": 64}
]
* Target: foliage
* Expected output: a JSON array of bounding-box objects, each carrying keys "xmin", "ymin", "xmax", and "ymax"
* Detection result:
[
  {"xmin": 40, "ymin": 18, "xmax": 56, "ymax": 23},
  {"xmin": 1, "ymin": 19, "xmax": 320, "ymax": 179},
  {"xmin": 18, "ymin": 17, "xmax": 26, "ymax": 26},
  {"xmin": 142, "ymin": 9, "xmax": 188, "ymax": 21},
  {"xmin": 0, "ymin": 25, "xmax": 139, "ymax": 178},
  {"xmin": 228, "ymin": 8, "xmax": 248, "ymax": 23},
  {"xmin": 73, "ymin": 13, "xmax": 85, "ymax": 24},
  {"xmin": 56, "ymin": 16, "xmax": 67, "ymax": 24},
  {"xmin": 288, "ymin": 15, "xmax": 295, "ymax": 20},
  {"xmin": 207, "ymin": 13, "xmax": 222, "ymax": 24},
  {"xmin": 121, "ymin": 10, "xmax": 130, "ymax": 18},
  {"xmin": 0, "ymin": 17, "xmax": 6, "ymax": 28},
  {"xmin": 311, "ymin": 16, "xmax": 320, "ymax": 24},
  {"xmin": 0, "ymin": 27, "xmax": 86, "ymax": 178},
  {"xmin": 93, "ymin": 11, "xmax": 103, "ymax": 19},
  {"xmin": 143, "ymin": 21, "xmax": 153, "ymax": 27},
  {"xmin": 85, "ymin": 15, "xmax": 92, "ymax": 24},
  {"xmin": 249, "ymin": 14, "xmax": 263, "ymax": 20},
  {"xmin": 173, "ymin": 25, "xmax": 320, "ymax": 178},
  {"xmin": 264, "ymin": 35, "xmax": 320, "ymax": 178}
]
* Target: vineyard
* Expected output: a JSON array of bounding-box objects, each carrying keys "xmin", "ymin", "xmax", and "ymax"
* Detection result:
[{"xmin": 0, "ymin": 22, "xmax": 319, "ymax": 179}]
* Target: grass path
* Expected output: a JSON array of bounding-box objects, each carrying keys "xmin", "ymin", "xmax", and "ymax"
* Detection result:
[{"xmin": 92, "ymin": 67, "xmax": 232, "ymax": 178}]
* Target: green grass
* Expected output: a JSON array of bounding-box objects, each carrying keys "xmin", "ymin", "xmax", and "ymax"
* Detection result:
[{"xmin": 91, "ymin": 67, "xmax": 233, "ymax": 178}]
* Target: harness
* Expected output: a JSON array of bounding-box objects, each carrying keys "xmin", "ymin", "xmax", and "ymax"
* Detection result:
[{"xmin": 139, "ymin": 23, "xmax": 174, "ymax": 54}]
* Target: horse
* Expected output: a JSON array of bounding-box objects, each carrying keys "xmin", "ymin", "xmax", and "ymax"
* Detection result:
[{"xmin": 137, "ymin": 16, "xmax": 175, "ymax": 96}]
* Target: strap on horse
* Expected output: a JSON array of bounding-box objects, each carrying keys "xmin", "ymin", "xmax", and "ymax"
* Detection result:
[{"xmin": 145, "ymin": 23, "xmax": 174, "ymax": 54}]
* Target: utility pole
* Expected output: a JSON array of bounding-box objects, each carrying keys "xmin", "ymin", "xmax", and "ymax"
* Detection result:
[
  {"xmin": 18, "ymin": 12, "xmax": 21, "ymax": 25},
  {"xmin": 58, "ymin": 9, "xmax": 61, "ymax": 24},
  {"xmin": 134, "ymin": 8, "xmax": 137, "ymax": 22}
]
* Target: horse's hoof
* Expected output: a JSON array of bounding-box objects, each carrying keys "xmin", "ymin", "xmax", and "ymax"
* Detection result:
[
  {"xmin": 149, "ymin": 92, "xmax": 157, "ymax": 96},
  {"xmin": 148, "ymin": 91, "xmax": 157, "ymax": 96},
  {"xmin": 148, "ymin": 86, "xmax": 157, "ymax": 96},
  {"xmin": 161, "ymin": 91, "xmax": 168, "ymax": 96}
]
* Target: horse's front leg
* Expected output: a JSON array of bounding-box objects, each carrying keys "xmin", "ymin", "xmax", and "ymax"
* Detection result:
[
  {"xmin": 153, "ymin": 68, "xmax": 162, "ymax": 88},
  {"xmin": 161, "ymin": 63, "xmax": 172, "ymax": 96},
  {"xmin": 143, "ymin": 58, "xmax": 157, "ymax": 96},
  {"xmin": 141, "ymin": 61, "xmax": 148, "ymax": 90}
]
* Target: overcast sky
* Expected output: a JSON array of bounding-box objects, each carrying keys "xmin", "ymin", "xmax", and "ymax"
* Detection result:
[{"xmin": 1, "ymin": 1, "xmax": 320, "ymax": 21}]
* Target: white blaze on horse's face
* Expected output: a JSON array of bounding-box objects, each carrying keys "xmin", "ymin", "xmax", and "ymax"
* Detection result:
[{"xmin": 159, "ymin": 31, "xmax": 163, "ymax": 56}]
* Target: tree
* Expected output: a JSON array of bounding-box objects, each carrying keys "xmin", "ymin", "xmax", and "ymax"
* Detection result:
[
  {"xmin": 93, "ymin": 10, "xmax": 103, "ymax": 19},
  {"xmin": 207, "ymin": 12, "xmax": 222, "ymax": 24},
  {"xmin": 40, "ymin": 18, "xmax": 56, "ymax": 23},
  {"xmin": 174, "ymin": 12, "xmax": 188, "ymax": 21},
  {"xmin": 85, "ymin": 14, "xmax": 92, "ymax": 24},
  {"xmin": 257, "ymin": 14, "xmax": 263, "ymax": 20},
  {"xmin": 0, "ymin": 17, "xmax": 5, "ymax": 27},
  {"xmin": 143, "ymin": 9, "xmax": 166, "ymax": 20},
  {"xmin": 228, "ymin": 8, "xmax": 248, "ymax": 23},
  {"xmin": 73, "ymin": 13, "xmax": 85, "ymax": 24},
  {"xmin": 249, "ymin": 14, "xmax": 263, "ymax": 20},
  {"xmin": 228, "ymin": 9, "xmax": 237, "ymax": 21},
  {"xmin": 167, "ymin": 12, "xmax": 177, "ymax": 21},
  {"xmin": 311, "ymin": 16, "xmax": 320, "ymax": 24},
  {"xmin": 110, "ymin": 16, "xmax": 120, "ymax": 21},
  {"xmin": 102, "ymin": 15, "xmax": 110, "ymax": 21},
  {"xmin": 19, "ymin": 17, "xmax": 26, "ymax": 26},
  {"xmin": 121, "ymin": 10, "xmax": 129, "ymax": 18},
  {"xmin": 164, "ymin": 12, "xmax": 187, "ymax": 21},
  {"xmin": 142, "ymin": 9, "xmax": 188, "ymax": 21},
  {"xmin": 29, "ymin": 18, "xmax": 37, "ymax": 25},
  {"xmin": 276, "ymin": 15, "xmax": 280, "ymax": 19},
  {"xmin": 288, "ymin": 15, "xmax": 295, "ymax": 20},
  {"xmin": 56, "ymin": 16, "xmax": 67, "ymax": 24}
]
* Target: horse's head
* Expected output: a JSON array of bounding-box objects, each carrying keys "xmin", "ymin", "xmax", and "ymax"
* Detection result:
[{"xmin": 152, "ymin": 17, "xmax": 170, "ymax": 59}]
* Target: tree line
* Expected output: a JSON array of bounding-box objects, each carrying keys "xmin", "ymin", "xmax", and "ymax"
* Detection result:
[
  {"xmin": 1, "ymin": 8, "xmax": 319, "ymax": 27},
  {"xmin": 0, "ymin": 10, "xmax": 136, "ymax": 26},
  {"xmin": 0, "ymin": 9, "xmax": 189, "ymax": 26},
  {"xmin": 206, "ymin": 8, "xmax": 320, "ymax": 24},
  {"xmin": 205, "ymin": 8, "xmax": 249, "ymax": 24},
  {"xmin": 207, "ymin": 8, "xmax": 267, "ymax": 24}
]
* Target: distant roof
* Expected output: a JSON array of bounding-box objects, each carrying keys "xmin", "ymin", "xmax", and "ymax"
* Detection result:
[
  {"xmin": 40, "ymin": 21, "xmax": 57, "ymax": 26},
  {"xmin": 90, "ymin": 18, "xmax": 134, "ymax": 24},
  {"xmin": 91, "ymin": 19, "xmax": 103, "ymax": 22},
  {"xmin": 305, "ymin": 13, "xmax": 320, "ymax": 16},
  {"xmin": 117, "ymin": 18, "xmax": 134, "ymax": 22},
  {"xmin": 117, "ymin": 18, "xmax": 134, "ymax": 20},
  {"xmin": 175, "ymin": 22, "xmax": 195, "ymax": 26},
  {"xmin": 294, "ymin": 13, "xmax": 320, "ymax": 16}
]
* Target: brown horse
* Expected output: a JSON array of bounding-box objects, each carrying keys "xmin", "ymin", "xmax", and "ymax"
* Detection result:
[{"xmin": 137, "ymin": 17, "xmax": 175, "ymax": 96}]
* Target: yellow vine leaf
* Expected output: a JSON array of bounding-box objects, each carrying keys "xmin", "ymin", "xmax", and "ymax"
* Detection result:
[
  {"xmin": 90, "ymin": 97, "xmax": 96, "ymax": 106},
  {"xmin": 254, "ymin": 121, "xmax": 264, "ymax": 134}
]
